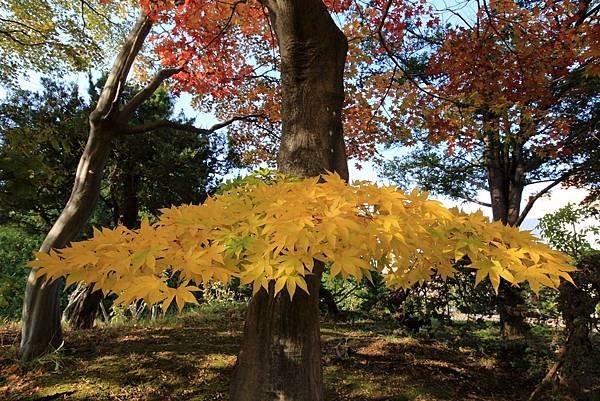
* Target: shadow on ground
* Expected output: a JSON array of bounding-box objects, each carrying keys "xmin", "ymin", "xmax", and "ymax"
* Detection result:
[{"xmin": 1, "ymin": 311, "xmax": 597, "ymax": 401}]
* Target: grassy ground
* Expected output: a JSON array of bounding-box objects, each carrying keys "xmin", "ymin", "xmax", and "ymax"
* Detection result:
[{"xmin": 0, "ymin": 305, "xmax": 597, "ymax": 401}]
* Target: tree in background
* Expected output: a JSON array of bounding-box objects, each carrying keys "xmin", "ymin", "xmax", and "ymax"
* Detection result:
[
  {"xmin": 531, "ymin": 203, "xmax": 599, "ymax": 400},
  {"xmin": 0, "ymin": 227, "xmax": 42, "ymax": 320},
  {"xmin": 0, "ymin": 77, "xmax": 226, "ymax": 322},
  {"xmin": 0, "ymin": 0, "xmax": 130, "ymax": 85},
  {"xmin": 0, "ymin": 79, "xmax": 89, "ymax": 231},
  {"xmin": 382, "ymin": 0, "xmax": 599, "ymax": 336}
]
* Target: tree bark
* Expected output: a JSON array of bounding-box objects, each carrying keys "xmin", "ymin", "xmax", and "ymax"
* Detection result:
[
  {"xmin": 18, "ymin": 11, "xmax": 153, "ymax": 361},
  {"xmin": 319, "ymin": 285, "xmax": 341, "ymax": 318},
  {"xmin": 19, "ymin": 127, "xmax": 114, "ymax": 360},
  {"xmin": 482, "ymin": 111, "xmax": 529, "ymax": 338},
  {"xmin": 230, "ymin": 2, "xmax": 348, "ymax": 401},
  {"xmin": 62, "ymin": 283, "xmax": 104, "ymax": 330},
  {"xmin": 558, "ymin": 255, "xmax": 598, "ymax": 399},
  {"xmin": 63, "ymin": 168, "xmax": 139, "ymax": 329}
]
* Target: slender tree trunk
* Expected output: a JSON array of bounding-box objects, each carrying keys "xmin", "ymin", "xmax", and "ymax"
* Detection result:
[
  {"xmin": 121, "ymin": 171, "xmax": 140, "ymax": 229},
  {"xmin": 483, "ymin": 112, "xmax": 529, "ymax": 338},
  {"xmin": 558, "ymin": 255, "xmax": 598, "ymax": 399},
  {"xmin": 230, "ymin": 2, "xmax": 348, "ymax": 400},
  {"xmin": 64, "ymin": 169, "xmax": 139, "ymax": 329},
  {"xmin": 62, "ymin": 283, "xmax": 104, "ymax": 329},
  {"xmin": 319, "ymin": 285, "xmax": 341, "ymax": 318},
  {"xmin": 490, "ymin": 170, "xmax": 529, "ymax": 338},
  {"xmin": 19, "ymin": 12, "xmax": 153, "ymax": 361}
]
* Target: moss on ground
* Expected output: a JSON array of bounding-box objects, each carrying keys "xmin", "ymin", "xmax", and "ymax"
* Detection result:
[{"xmin": 1, "ymin": 306, "xmax": 597, "ymax": 401}]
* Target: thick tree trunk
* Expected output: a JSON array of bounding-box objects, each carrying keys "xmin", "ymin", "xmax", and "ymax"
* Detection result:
[
  {"xmin": 230, "ymin": 2, "xmax": 348, "ymax": 401},
  {"xmin": 19, "ymin": 12, "xmax": 153, "ymax": 361},
  {"xmin": 231, "ymin": 269, "xmax": 325, "ymax": 401}
]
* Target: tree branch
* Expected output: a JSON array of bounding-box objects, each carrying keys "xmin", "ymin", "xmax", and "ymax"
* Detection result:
[
  {"xmin": 122, "ymin": 120, "xmax": 211, "ymax": 136},
  {"xmin": 516, "ymin": 172, "xmax": 573, "ymax": 226},
  {"xmin": 120, "ymin": 67, "xmax": 183, "ymax": 117},
  {"xmin": 461, "ymin": 197, "xmax": 492, "ymax": 208},
  {"xmin": 90, "ymin": 10, "xmax": 153, "ymax": 124},
  {"xmin": 122, "ymin": 114, "xmax": 267, "ymax": 136},
  {"xmin": 205, "ymin": 113, "xmax": 266, "ymax": 132}
]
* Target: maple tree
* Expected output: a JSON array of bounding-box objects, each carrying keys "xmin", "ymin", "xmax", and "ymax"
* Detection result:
[
  {"xmin": 0, "ymin": 0, "xmax": 131, "ymax": 84},
  {"xmin": 33, "ymin": 173, "xmax": 574, "ymax": 306},
  {"xmin": 112, "ymin": 0, "xmax": 439, "ymax": 166},
  {"xmin": 382, "ymin": 0, "xmax": 599, "ymax": 336},
  {"xmin": 15, "ymin": 0, "xmax": 593, "ymax": 399}
]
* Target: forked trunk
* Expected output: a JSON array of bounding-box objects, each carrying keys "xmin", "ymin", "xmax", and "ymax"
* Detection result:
[
  {"xmin": 483, "ymin": 114, "xmax": 528, "ymax": 338},
  {"xmin": 230, "ymin": 2, "xmax": 348, "ymax": 400},
  {"xmin": 19, "ymin": 12, "xmax": 153, "ymax": 361}
]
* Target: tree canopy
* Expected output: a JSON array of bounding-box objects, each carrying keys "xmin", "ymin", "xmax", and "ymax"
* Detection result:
[
  {"xmin": 31, "ymin": 173, "xmax": 574, "ymax": 311},
  {"xmin": 0, "ymin": 0, "xmax": 132, "ymax": 84}
]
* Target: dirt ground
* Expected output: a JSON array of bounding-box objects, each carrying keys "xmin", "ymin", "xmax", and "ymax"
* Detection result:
[{"xmin": 1, "ymin": 306, "xmax": 597, "ymax": 401}]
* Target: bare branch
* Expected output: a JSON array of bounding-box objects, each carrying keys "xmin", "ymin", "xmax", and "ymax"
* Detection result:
[
  {"xmin": 206, "ymin": 113, "xmax": 266, "ymax": 132},
  {"xmin": 460, "ymin": 197, "xmax": 492, "ymax": 208},
  {"xmin": 516, "ymin": 172, "xmax": 573, "ymax": 226},
  {"xmin": 80, "ymin": 0, "xmax": 122, "ymax": 29},
  {"xmin": 376, "ymin": 0, "xmax": 462, "ymax": 106},
  {"xmin": 122, "ymin": 114, "xmax": 267, "ymax": 136},
  {"xmin": 122, "ymin": 120, "xmax": 210, "ymax": 136},
  {"xmin": 120, "ymin": 67, "xmax": 184, "ymax": 117}
]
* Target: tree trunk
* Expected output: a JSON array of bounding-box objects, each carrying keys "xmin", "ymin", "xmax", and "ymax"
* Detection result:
[
  {"xmin": 497, "ymin": 281, "xmax": 528, "ymax": 337},
  {"xmin": 62, "ymin": 283, "xmax": 104, "ymax": 329},
  {"xmin": 230, "ymin": 2, "xmax": 348, "ymax": 401},
  {"xmin": 490, "ymin": 167, "xmax": 529, "ymax": 338},
  {"xmin": 19, "ymin": 128, "xmax": 113, "ymax": 359},
  {"xmin": 319, "ymin": 285, "xmax": 341, "ymax": 318},
  {"xmin": 121, "ymin": 171, "xmax": 140, "ymax": 229},
  {"xmin": 558, "ymin": 255, "xmax": 598, "ymax": 399},
  {"xmin": 19, "ymin": 12, "xmax": 153, "ymax": 361},
  {"xmin": 64, "ymin": 169, "xmax": 139, "ymax": 329},
  {"xmin": 483, "ymin": 113, "xmax": 529, "ymax": 338}
]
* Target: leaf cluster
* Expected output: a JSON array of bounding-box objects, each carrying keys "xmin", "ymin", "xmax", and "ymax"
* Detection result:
[{"xmin": 31, "ymin": 173, "xmax": 575, "ymax": 311}]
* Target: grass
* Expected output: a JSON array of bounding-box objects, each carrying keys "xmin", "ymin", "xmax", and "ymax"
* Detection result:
[{"xmin": 0, "ymin": 306, "xmax": 597, "ymax": 401}]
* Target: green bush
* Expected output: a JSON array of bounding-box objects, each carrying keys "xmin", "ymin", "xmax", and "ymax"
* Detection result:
[{"xmin": 0, "ymin": 226, "xmax": 42, "ymax": 319}]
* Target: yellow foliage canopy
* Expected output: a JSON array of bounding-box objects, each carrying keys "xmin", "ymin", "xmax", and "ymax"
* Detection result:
[{"xmin": 29, "ymin": 173, "xmax": 574, "ymax": 311}]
